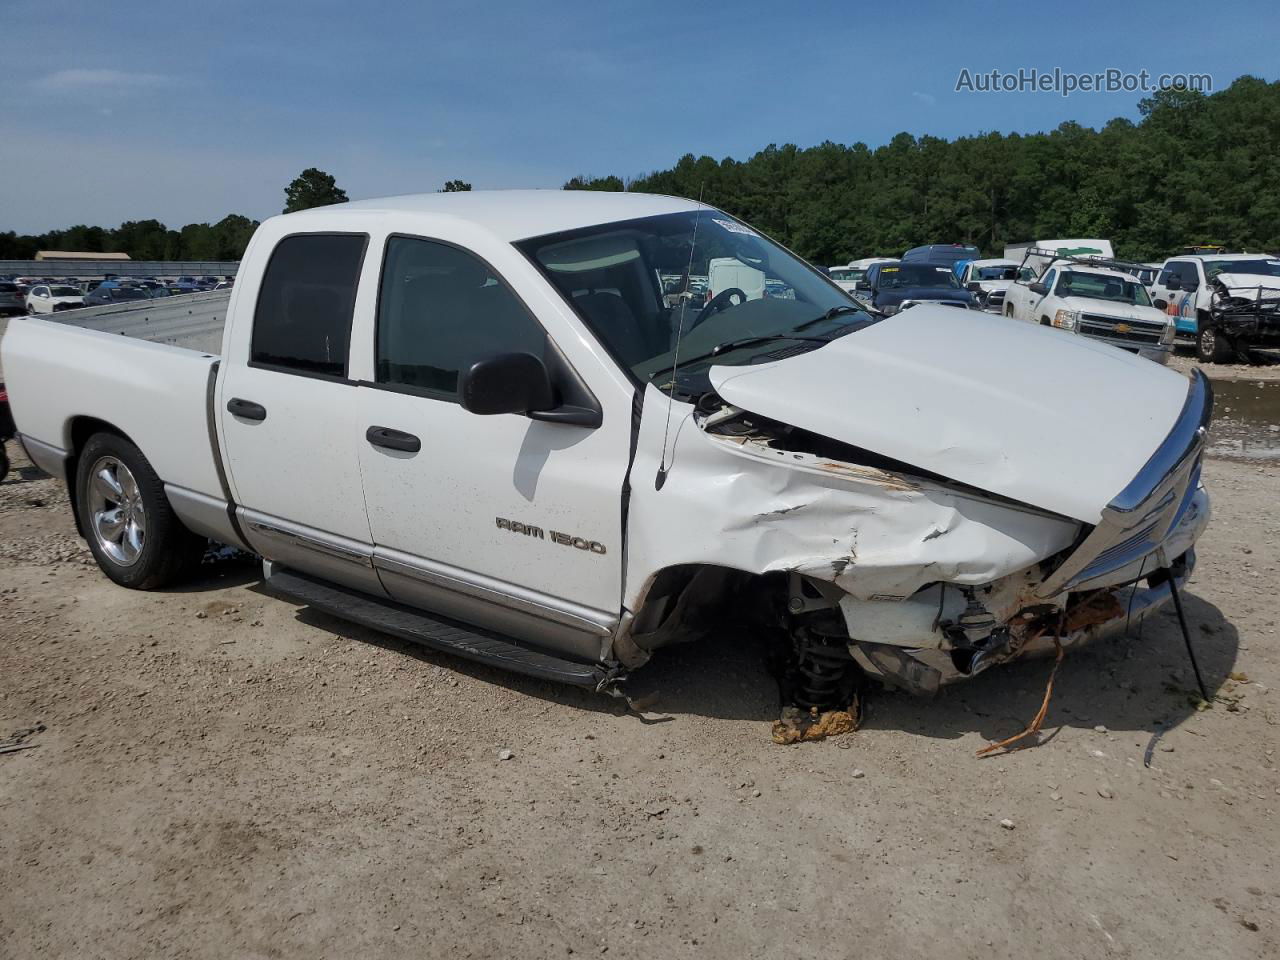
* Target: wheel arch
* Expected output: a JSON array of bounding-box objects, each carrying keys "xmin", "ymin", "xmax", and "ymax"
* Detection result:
[{"xmin": 64, "ymin": 416, "xmax": 136, "ymax": 538}]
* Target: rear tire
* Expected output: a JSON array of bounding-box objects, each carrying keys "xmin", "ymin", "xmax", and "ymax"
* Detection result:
[
  {"xmin": 75, "ymin": 432, "xmax": 204, "ymax": 589},
  {"xmin": 1196, "ymin": 326, "xmax": 1234, "ymax": 363},
  {"xmin": 0, "ymin": 443, "xmax": 9, "ymax": 484}
]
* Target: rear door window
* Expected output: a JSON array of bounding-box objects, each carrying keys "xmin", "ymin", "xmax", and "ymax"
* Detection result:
[{"xmin": 250, "ymin": 233, "xmax": 368, "ymax": 378}]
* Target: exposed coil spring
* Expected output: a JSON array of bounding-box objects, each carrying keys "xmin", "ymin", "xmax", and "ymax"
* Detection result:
[{"xmin": 792, "ymin": 637, "xmax": 857, "ymax": 711}]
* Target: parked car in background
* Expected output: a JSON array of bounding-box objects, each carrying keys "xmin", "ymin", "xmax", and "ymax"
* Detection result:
[
  {"xmin": 166, "ymin": 283, "xmax": 202, "ymax": 296},
  {"xmin": 864, "ymin": 261, "xmax": 976, "ymax": 314},
  {"xmin": 956, "ymin": 259, "xmax": 1019, "ymax": 313},
  {"xmin": 25, "ymin": 284, "xmax": 85, "ymax": 314},
  {"xmin": 83, "ymin": 285, "xmax": 150, "ymax": 307},
  {"xmin": 1002, "ymin": 260, "xmax": 1174, "ymax": 363},
  {"xmin": 1133, "ymin": 263, "xmax": 1162, "ymax": 289},
  {"xmin": 1150, "ymin": 253, "xmax": 1280, "ymax": 359},
  {"xmin": 828, "ymin": 257, "xmax": 896, "ymax": 297},
  {"xmin": 213, "ymin": 279, "xmax": 234, "ymax": 290},
  {"xmin": 0, "ymin": 281, "xmax": 27, "ymax": 316}
]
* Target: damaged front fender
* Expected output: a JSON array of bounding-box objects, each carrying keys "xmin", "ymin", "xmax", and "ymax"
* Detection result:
[{"xmin": 621, "ymin": 386, "xmax": 1080, "ymax": 655}]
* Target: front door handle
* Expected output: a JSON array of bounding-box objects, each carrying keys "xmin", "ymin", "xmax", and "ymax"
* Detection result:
[
  {"xmin": 227, "ymin": 397, "xmax": 267, "ymax": 421},
  {"xmin": 366, "ymin": 425, "xmax": 421, "ymax": 453}
]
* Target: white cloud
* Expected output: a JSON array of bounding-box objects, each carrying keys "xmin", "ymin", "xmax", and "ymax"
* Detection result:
[
  {"xmin": 911, "ymin": 90, "xmax": 937, "ymax": 105},
  {"xmin": 32, "ymin": 69, "xmax": 172, "ymax": 94}
]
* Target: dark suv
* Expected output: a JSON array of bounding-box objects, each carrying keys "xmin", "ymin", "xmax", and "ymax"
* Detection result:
[{"xmin": 863, "ymin": 261, "xmax": 976, "ymax": 315}]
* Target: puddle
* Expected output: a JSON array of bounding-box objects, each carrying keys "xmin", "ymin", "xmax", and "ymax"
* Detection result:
[{"xmin": 1207, "ymin": 380, "xmax": 1280, "ymax": 461}]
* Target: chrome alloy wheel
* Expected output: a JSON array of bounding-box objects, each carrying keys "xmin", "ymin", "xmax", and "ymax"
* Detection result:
[{"xmin": 87, "ymin": 455, "xmax": 145, "ymax": 566}]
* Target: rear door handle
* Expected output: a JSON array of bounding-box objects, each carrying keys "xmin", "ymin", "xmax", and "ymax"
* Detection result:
[
  {"xmin": 366, "ymin": 425, "xmax": 421, "ymax": 453},
  {"xmin": 227, "ymin": 397, "xmax": 267, "ymax": 421}
]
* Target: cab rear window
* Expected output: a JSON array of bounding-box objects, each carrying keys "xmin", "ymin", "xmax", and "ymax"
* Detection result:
[{"xmin": 250, "ymin": 233, "xmax": 368, "ymax": 378}]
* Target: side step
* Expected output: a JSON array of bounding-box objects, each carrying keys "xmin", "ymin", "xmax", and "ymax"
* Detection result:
[{"xmin": 265, "ymin": 567, "xmax": 612, "ymax": 689}]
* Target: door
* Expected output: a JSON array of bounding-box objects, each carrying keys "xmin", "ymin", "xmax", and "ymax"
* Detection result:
[
  {"xmin": 218, "ymin": 231, "xmax": 385, "ymax": 595},
  {"xmin": 356, "ymin": 235, "xmax": 626, "ymax": 660}
]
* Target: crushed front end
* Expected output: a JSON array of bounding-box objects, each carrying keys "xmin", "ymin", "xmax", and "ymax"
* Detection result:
[{"xmin": 780, "ymin": 371, "xmax": 1212, "ymax": 696}]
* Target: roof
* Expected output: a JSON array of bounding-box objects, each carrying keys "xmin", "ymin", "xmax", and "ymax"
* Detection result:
[
  {"xmin": 35, "ymin": 250, "xmax": 131, "ymax": 261},
  {"xmin": 969, "ymin": 258, "xmax": 1018, "ymax": 268},
  {"xmin": 276, "ymin": 189, "xmax": 700, "ymax": 242}
]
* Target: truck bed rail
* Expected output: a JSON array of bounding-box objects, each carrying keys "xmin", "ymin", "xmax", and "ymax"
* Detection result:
[{"xmin": 48, "ymin": 290, "xmax": 230, "ymax": 355}]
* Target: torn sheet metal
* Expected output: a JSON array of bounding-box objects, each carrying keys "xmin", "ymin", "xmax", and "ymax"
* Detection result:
[{"xmin": 623, "ymin": 384, "xmax": 1080, "ymax": 613}]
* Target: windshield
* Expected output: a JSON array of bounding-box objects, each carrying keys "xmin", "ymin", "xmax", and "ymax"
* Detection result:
[
  {"xmin": 1056, "ymin": 271, "xmax": 1152, "ymax": 306},
  {"xmin": 875, "ymin": 264, "xmax": 960, "ymax": 290},
  {"xmin": 975, "ymin": 266, "xmax": 1016, "ymax": 281},
  {"xmin": 1203, "ymin": 259, "xmax": 1280, "ymax": 281},
  {"xmin": 518, "ymin": 210, "xmax": 872, "ymax": 389},
  {"xmin": 49, "ymin": 285, "xmax": 81, "ymax": 296}
]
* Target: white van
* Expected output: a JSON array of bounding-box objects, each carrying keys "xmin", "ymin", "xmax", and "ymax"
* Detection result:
[{"xmin": 707, "ymin": 256, "xmax": 766, "ymax": 302}]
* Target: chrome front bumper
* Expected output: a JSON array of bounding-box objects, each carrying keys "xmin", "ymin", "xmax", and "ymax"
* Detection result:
[{"xmin": 1035, "ymin": 370, "xmax": 1211, "ymax": 598}]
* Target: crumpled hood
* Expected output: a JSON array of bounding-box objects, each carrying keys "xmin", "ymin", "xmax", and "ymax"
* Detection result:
[
  {"xmin": 977, "ymin": 279, "xmax": 1012, "ymax": 294},
  {"xmin": 708, "ymin": 306, "xmax": 1191, "ymax": 524},
  {"xmin": 1214, "ymin": 273, "xmax": 1280, "ymax": 297},
  {"xmin": 1059, "ymin": 297, "xmax": 1168, "ymax": 324}
]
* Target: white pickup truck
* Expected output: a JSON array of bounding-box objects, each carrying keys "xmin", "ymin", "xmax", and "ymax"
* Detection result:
[
  {"xmin": 956, "ymin": 258, "xmax": 1019, "ymax": 313},
  {"xmin": 1, "ymin": 192, "xmax": 1211, "ymax": 704},
  {"xmin": 1151, "ymin": 253, "xmax": 1280, "ymax": 361},
  {"xmin": 1003, "ymin": 252, "xmax": 1176, "ymax": 363}
]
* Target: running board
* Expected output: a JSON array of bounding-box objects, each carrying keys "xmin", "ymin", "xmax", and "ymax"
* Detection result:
[{"xmin": 265, "ymin": 567, "xmax": 612, "ymax": 689}]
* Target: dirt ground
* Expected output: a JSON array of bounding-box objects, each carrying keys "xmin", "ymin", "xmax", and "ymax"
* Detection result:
[
  {"xmin": 1169, "ymin": 345, "xmax": 1280, "ymax": 382},
  {"xmin": 2, "ymin": 388, "xmax": 1279, "ymax": 960}
]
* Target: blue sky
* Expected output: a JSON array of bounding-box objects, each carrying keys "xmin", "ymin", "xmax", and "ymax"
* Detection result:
[{"xmin": 1, "ymin": 0, "xmax": 1276, "ymax": 233}]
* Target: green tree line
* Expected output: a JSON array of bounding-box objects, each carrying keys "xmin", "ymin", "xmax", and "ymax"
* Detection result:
[
  {"xmin": 0, "ymin": 214, "xmax": 259, "ymax": 262},
  {"xmin": 565, "ymin": 77, "xmax": 1280, "ymax": 264}
]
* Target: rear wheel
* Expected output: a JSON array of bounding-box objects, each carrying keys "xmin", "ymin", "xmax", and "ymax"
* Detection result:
[
  {"xmin": 75, "ymin": 432, "xmax": 203, "ymax": 589},
  {"xmin": 1196, "ymin": 325, "xmax": 1234, "ymax": 363}
]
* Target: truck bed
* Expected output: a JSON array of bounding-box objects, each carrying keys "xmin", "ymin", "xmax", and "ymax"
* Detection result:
[
  {"xmin": 0, "ymin": 292, "xmax": 231, "ymax": 503},
  {"xmin": 42, "ymin": 289, "xmax": 230, "ymax": 355}
]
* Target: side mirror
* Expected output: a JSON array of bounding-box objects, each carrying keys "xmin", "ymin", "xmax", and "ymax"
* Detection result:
[
  {"xmin": 1164, "ymin": 276, "xmax": 1181, "ymax": 291},
  {"xmin": 855, "ymin": 280, "xmax": 872, "ymax": 291},
  {"xmin": 459, "ymin": 352, "xmax": 555, "ymax": 417},
  {"xmin": 966, "ymin": 281, "xmax": 981, "ymax": 292},
  {"xmin": 1029, "ymin": 282, "xmax": 1048, "ymax": 296}
]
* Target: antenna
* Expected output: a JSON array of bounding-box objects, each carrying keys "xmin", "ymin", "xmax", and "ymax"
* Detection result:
[{"xmin": 655, "ymin": 186, "xmax": 704, "ymax": 490}]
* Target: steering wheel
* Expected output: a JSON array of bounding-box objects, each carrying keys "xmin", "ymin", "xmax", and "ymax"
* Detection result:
[{"xmin": 689, "ymin": 287, "xmax": 747, "ymax": 330}]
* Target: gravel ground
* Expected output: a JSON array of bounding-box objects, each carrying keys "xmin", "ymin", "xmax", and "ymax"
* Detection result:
[
  {"xmin": 1, "ymin": 428, "xmax": 1279, "ymax": 959},
  {"xmin": 2, "ymin": 316, "xmax": 1278, "ymax": 957},
  {"xmin": 1169, "ymin": 343, "xmax": 1280, "ymax": 381}
]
